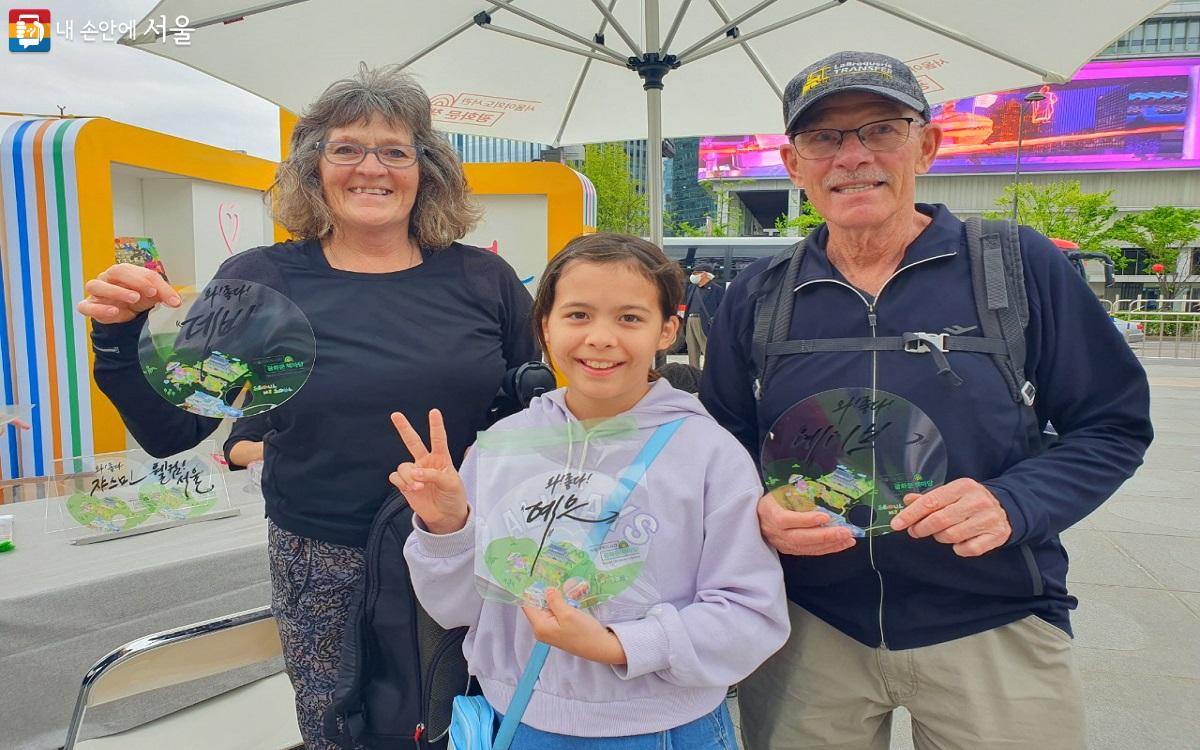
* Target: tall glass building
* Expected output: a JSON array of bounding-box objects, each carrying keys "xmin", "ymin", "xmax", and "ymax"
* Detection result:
[{"xmin": 446, "ymin": 134, "xmax": 548, "ymax": 163}]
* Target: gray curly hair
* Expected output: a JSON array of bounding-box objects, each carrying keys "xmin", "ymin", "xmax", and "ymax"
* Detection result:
[{"xmin": 271, "ymin": 64, "xmax": 481, "ymax": 249}]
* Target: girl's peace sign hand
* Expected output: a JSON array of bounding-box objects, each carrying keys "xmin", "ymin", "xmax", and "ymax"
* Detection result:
[{"xmin": 390, "ymin": 409, "xmax": 469, "ymax": 535}]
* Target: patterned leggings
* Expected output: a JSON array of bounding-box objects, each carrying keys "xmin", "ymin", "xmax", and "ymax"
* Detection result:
[{"xmin": 268, "ymin": 520, "xmax": 366, "ymax": 750}]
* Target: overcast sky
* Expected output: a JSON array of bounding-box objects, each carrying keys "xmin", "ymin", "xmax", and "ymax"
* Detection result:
[{"xmin": 3, "ymin": 1, "xmax": 280, "ymax": 159}]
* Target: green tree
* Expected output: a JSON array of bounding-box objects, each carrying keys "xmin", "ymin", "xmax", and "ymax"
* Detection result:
[
  {"xmin": 1110, "ymin": 206, "xmax": 1200, "ymax": 305},
  {"xmin": 985, "ymin": 181, "xmax": 1121, "ymax": 264},
  {"xmin": 578, "ymin": 143, "xmax": 648, "ymax": 235},
  {"xmin": 667, "ymin": 217, "xmax": 707, "ymax": 237},
  {"xmin": 774, "ymin": 199, "xmax": 825, "ymax": 237}
]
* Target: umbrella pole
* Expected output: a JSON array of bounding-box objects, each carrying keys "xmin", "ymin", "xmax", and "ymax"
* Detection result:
[
  {"xmin": 648, "ymin": 88, "xmax": 663, "ymax": 245},
  {"xmin": 644, "ymin": 0, "xmax": 665, "ymax": 245}
]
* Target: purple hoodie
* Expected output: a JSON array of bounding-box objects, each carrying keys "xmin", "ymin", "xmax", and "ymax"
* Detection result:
[{"xmin": 404, "ymin": 379, "xmax": 789, "ymax": 737}]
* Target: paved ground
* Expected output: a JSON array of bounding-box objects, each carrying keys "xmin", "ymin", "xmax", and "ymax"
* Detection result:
[
  {"xmin": 895, "ymin": 361, "xmax": 1200, "ymax": 749},
  {"xmin": 679, "ymin": 357, "xmax": 1200, "ymax": 749}
]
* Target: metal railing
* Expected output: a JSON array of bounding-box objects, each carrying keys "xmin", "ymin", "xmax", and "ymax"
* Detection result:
[{"xmin": 1108, "ymin": 298, "xmax": 1200, "ymax": 360}]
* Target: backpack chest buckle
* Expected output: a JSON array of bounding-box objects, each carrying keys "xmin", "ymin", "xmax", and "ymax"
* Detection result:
[{"xmin": 903, "ymin": 332, "xmax": 948, "ymax": 353}]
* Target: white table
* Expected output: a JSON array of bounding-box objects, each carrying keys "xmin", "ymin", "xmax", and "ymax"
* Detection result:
[{"xmin": 0, "ymin": 475, "xmax": 276, "ymax": 749}]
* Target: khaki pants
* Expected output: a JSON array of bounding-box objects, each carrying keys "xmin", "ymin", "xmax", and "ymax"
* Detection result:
[
  {"xmin": 686, "ymin": 315, "xmax": 708, "ymax": 368},
  {"xmin": 739, "ymin": 602, "xmax": 1086, "ymax": 750}
]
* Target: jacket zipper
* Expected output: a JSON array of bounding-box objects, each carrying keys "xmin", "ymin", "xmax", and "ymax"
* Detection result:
[
  {"xmin": 867, "ymin": 301, "xmax": 886, "ymax": 649},
  {"xmin": 795, "ymin": 251, "xmax": 955, "ymax": 649}
]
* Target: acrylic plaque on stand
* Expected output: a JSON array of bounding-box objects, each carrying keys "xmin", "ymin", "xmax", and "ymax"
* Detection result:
[
  {"xmin": 761, "ymin": 387, "xmax": 947, "ymax": 537},
  {"xmin": 138, "ymin": 279, "xmax": 315, "ymax": 419},
  {"xmin": 43, "ymin": 441, "xmax": 235, "ymax": 544}
]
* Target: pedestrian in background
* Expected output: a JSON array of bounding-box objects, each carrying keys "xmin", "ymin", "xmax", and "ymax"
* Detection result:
[{"xmin": 683, "ymin": 263, "xmax": 724, "ymax": 368}]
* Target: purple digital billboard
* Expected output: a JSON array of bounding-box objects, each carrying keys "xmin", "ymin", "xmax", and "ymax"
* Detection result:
[
  {"xmin": 696, "ymin": 133, "xmax": 790, "ymax": 180},
  {"xmin": 696, "ymin": 57, "xmax": 1200, "ymax": 180}
]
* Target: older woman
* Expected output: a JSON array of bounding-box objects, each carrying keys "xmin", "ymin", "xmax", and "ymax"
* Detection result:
[{"xmin": 78, "ymin": 66, "xmax": 537, "ymax": 748}]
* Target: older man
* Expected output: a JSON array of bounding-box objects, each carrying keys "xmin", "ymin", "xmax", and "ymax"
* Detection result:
[
  {"xmin": 701, "ymin": 51, "xmax": 1152, "ymax": 749},
  {"xmin": 683, "ymin": 262, "xmax": 724, "ymax": 368}
]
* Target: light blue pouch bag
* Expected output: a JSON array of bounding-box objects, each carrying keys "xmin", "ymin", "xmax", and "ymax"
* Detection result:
[{"xmin": 447, "ymin": 694, "xmax": 495, "ymax": 750}]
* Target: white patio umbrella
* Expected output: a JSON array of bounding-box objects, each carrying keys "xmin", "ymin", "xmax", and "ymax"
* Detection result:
[{"xmin": 122, "ymin": 0, "xmax": 1169, "ymax": 242}]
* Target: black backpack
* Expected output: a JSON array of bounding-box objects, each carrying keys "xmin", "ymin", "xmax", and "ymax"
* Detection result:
[
  {"xmin": 323, "ymin": 362, "xmax": 553, "ymax": 749},
  {"xmin": 749, "ymin": 217, "xmax": 1042, "ymax": 450},
  {"xmin": 323, "ymin": 490, "xmax": 472, "ymax": 749}
]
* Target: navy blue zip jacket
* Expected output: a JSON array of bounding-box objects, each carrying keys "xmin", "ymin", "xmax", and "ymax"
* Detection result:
[{"xmin": 700, "ymin": 203, "xmax": 1152, "ymax": 650}]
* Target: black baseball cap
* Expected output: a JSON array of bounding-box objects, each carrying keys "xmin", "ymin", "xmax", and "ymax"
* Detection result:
[{"xmin": 783, "ymin": 51, "xmax": 930, "ymax": 134}]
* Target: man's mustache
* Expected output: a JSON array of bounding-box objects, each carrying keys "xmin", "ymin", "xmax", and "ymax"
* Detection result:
[{"xmin": 823, "ymin": 171, "xmax": 891, "ymax": 190}]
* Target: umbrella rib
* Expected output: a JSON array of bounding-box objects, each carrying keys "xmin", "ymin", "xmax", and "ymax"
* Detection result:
[
  {"xmin": 855, "ymin": 0, "xmax": 1066, "ymax": 82},
  {"xmin": 589, "ymin": 0, "xmax": 643, "ymax": 57},
  {"xmin": 397, "ymin": 4, "xmax": 504, "ymax": 70},
  {"xmin": 705, "ymin": 0, "xmax": 782, "ymax": 100},
  {"xmin": 554, "ymin": 0, "xmax": 622, "ymax": 146},
  {"xmin": 555, "ymin": 61, "xmax": 594, "ymax": 147},
  {"xmin": 674, "ymin": 0, "xmax": 782, "ymax": 60},
  {"xmin": 481, "ymin": 23, "xmax": 627, "ymax": 66},
  {"xmin": 490, "ymin": 0, "xmax": 629, "ymax": 64},
  {"xmin": 678, "ymin": 0, "xmax": 842, "ymax": 65},
  {"xmin": 122, "ymin": 0, "xmax": 312, "ymax": 45},
  {"xmin": 661, "ymin": 0, "xmax": 693, "ymax": 55}
]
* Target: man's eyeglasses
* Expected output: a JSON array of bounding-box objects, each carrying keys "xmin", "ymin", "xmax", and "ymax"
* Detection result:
[
  {"xmin": 788, "ymin": 117, "xmax": 923, "ymax": 160},
  {"xmin": 317, "ymin": 141, "xmax": 425, "ymax": 169}
]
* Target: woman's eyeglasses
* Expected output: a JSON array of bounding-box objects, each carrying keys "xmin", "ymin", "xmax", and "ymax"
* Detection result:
[{"xmin": 317, "ymin": 141, "xmax": 425, "ymax": 169}]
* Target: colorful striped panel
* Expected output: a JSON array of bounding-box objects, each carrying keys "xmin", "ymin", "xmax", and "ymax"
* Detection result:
[
  {"xmin": 0, "ymin": 118, "xmax": 93, "ymax": 481},
  {"xmin": 572, "ymin": 168, "xmax": 598, "ymax": 231}
]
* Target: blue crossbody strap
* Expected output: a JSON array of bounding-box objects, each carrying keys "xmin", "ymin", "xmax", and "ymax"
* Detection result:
[
  {"xmin": 490, "ymin": 642, "xmax": 549, "ymax": 750},
  {"xmin": 587, "ymin": 418, "xmax": 685, "ymax": 547},
  {"xmin": 491, "ymin": 417, "xmax": 686, "ymax": 750}
]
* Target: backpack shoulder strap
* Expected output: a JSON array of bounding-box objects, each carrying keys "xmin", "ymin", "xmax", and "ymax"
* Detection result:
[
  {"xmin": 965, "ymin": 217, "xmax": 1034, "ymax": 407},
  {"xmin": 323, "ymin": 492, "xmax": 412, "ymax": 747},
  {"xmin": 967, "ymin": 217, "xmax": 1046, "ymax": 452},
  {"xmin": 751, "ymin": 239, "xmax": 807, "ymax": 400}
]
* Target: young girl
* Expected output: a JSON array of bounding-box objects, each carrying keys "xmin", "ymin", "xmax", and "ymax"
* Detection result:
[{"xmin": 393, "ymin": 233, "xmax": 788, "ymax": 748}]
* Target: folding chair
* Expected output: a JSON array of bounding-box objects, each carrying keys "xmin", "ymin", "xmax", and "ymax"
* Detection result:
[{"xmin": 63, "ymin": 605, "xmax": 302, "ymax": 750}]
